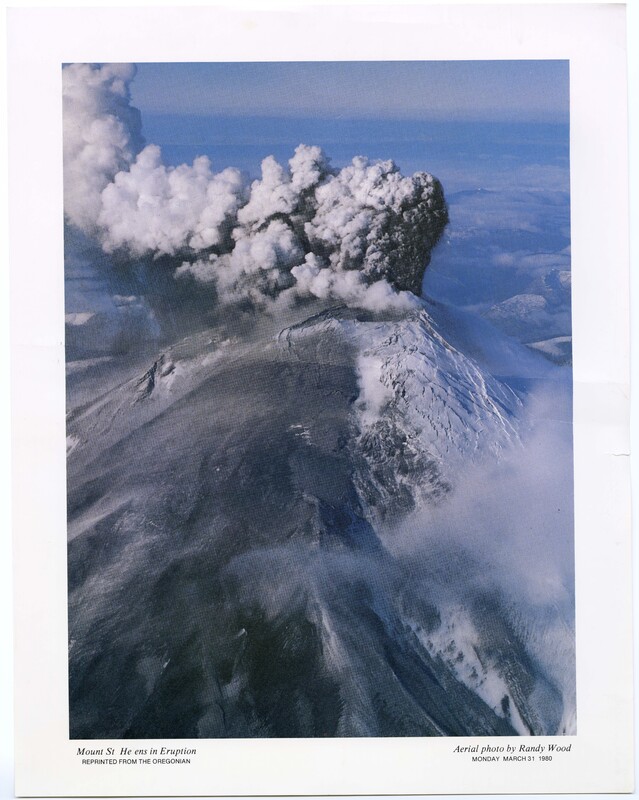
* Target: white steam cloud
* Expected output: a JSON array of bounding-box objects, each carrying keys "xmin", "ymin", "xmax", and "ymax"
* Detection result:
[
  {"xmin": 63, "ymin": 63, "xmax": 448, "ymax": 313},
  {"xmin": 63, "ymin": 63, "xmax": 144, "ymax": 233},
  {"xmin": 99, "ymin": 146, "xmax": 246, "ymax": 257}
]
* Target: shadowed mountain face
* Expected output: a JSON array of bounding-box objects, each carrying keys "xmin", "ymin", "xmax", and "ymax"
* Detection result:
[{"xmin": 67, "ymin": 302, "xmax": 571, "ymax": 739}]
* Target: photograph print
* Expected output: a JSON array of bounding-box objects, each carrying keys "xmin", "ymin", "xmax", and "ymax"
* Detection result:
[{"xmin": 64, "ymin": 60, "xmax": 575, "ymax": 739}]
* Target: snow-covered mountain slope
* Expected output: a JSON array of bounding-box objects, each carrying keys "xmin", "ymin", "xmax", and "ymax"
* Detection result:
[
  {"xmin": 526, "ymin": 336, "xmax": 572, "ymax": 365},
  {"xmin": 66, "ymin": 300, "xmax": 573, "ymax": 738},
  {"xmin": 278, "ymin": 307, "xmax": 521, "ymax": 522},
  {"xmin": 485, "ymin": 293, "xmax": 571, "ymax": 345}
]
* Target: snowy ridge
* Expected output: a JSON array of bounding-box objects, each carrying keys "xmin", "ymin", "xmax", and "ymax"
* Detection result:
[
  {"xmin": 355, "ymin": 310, "xmax": 520, "ymax": 458},
  {"xmin": 354, "ymin": 311, "xmax": 521, "ymax": 519},
  {"xmin": 279, "ymin": 306, "xmax": 521, "ymax": 520}
]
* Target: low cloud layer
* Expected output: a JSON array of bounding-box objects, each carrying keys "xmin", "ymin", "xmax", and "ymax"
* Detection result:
[{"xmin": 63, "ymin": 63, "xmax": 448, "ymax": 314}]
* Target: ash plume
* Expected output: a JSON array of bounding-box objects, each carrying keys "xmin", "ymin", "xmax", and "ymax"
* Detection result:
[{"xmin": 63, "ymin": 63, "xmax": 448, "ymax": 314}]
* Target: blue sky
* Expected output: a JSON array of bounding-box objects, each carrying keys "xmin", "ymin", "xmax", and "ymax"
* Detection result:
[
  {"xmin": 131, "ymin": 61, "xmax": 569, "ymax": 123},
  {"xmin": 130, "ymin": 60, "xmax": 570, "ymax": 190}
]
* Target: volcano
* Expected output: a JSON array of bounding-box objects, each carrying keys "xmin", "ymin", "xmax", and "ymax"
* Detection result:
[{"xmin": 67, "ymin": 298, "xmax": 572, "ymax": 738}]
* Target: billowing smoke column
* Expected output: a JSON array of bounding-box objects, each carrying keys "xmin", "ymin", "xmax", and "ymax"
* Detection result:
[
  {"xmin": 63, "ymin": 63, "xmax": 144, "ymax": 234},
  {"xmin": 63, "ymin": 63, "xmax": 448, "ymax": 313}
]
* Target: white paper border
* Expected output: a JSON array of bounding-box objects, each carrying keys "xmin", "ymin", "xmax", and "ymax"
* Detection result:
[{"xmin": 8, "ymin": 3, "xmax": 633, "ymax": 796}]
